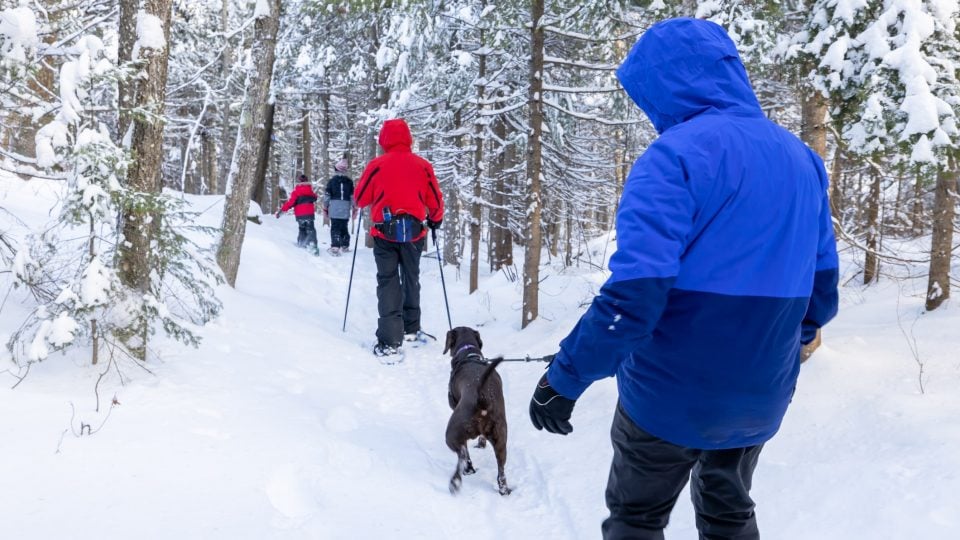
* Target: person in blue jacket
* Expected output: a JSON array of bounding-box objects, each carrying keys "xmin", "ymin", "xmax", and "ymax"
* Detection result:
[{"xmin": 528, "ymin": 18, "xmax": 839, "ymax": 540}]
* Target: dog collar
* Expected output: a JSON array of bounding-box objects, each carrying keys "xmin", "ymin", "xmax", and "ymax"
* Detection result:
[{"xmin": 455, "ymin": 344, "xmax": 480, "ymax": 356}]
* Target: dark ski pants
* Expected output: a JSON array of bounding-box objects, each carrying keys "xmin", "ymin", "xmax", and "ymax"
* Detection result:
[
  {"xmin": 330, "ymin": 218, "xmax": 350, "ymax": 248},
  {"xmin": 373, "ymin": 237, "xmax": 425, "ymax": 347},
  {"xmin": 602, "ymin": 403, "xmax": 763, "ymax": 540},
  {"xmin": 296, "ymin": 217, "xmax": 318, "ymax": 250}
]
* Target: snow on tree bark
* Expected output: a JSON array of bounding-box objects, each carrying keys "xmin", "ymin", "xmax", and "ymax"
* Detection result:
[
  {"xmin": 522, "ymin": 0, "xmax": 545, "ymax": 329},
  {"xmin": 216, "ymin": 0, "xmax": 280, "ymax": 287}
]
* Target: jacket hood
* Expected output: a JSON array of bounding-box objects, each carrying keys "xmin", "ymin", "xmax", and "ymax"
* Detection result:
[
  {"xmin": 616, "ymin": 18, "xmax": 761, "ymax": 134},
  {"xmin": 378, "ymin": 118, "xmax": 413, "ymax": 151}
]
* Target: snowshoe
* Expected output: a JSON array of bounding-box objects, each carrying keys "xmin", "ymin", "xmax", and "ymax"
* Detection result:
[
  {"xmin": 373, "ymin": 342, "xmax": 404, "ymax": 364},
  {"xmin": 403, "ymin": 330, "xmax": 436, "ymax": 347},
  {"xmin": 327, "ymin": 247, "xmax": 341, "ymax": 256}
]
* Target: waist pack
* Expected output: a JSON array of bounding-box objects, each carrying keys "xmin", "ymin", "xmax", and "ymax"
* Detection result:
[{"xmin": 376, "ymin": 214, "xmax": 423, "ymax": 243}]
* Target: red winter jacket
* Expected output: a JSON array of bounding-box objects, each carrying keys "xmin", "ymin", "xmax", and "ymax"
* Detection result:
[
  {"xmin": 280, "ymin": 182, "xmax": 318, "ymax": 217},
  {"xmin": 354, "ymin": 119, "xmax": 444, "ymax": 241}
]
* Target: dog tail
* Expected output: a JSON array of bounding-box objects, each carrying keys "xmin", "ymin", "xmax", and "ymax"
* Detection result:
[
  {"xmin": 476, "ymin": 357, "xmax": 504, "ymax": 403},
  {"xmin": 479, "ymin": 357, "xmax": 504, "ymax": 388}
]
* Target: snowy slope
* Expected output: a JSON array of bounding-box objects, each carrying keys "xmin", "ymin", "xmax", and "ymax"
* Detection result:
[{"xmin": 2, "ymin": 176, "xmax": 959, "ymax": 539}]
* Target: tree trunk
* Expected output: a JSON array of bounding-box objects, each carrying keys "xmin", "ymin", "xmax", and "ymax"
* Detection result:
[
  {"xmin": 216, "ymin": 0, "xmax": 281, "ymax": 287},
  {"xmin": 830, "ymin": 141, "xmax": 844, "ymax": 230},
  {"xmin": 925, "ymin": 159, "xmax": 957, "ymax": 311},
  {"xmin": 320, "ymin": 92, "xmax": 331, "ymax": 180},
  {"xmin": 118, "ymin": 0, "xmax": 174, "ymax": 294},
  {"xmin": 912, "ymin": 174, "xmax": 925, "ymax": 235},
  {"xmin": 252, "ymin": 102, "xmax": 277, "ymax": 208},
  {"xmin": 500, "ymin": 131, "xmax": 516, "ymax": 266},
  {"xmin": 218, "ymin": 0, "xmax": 234, "ymax": 193},
  {"xmin": 469, "ymin": 27, "xmax": 487, "ymax": 294},
  {"xmin": 443, "ymin": 109, "xmax": 464, "ymax": 267},
  {"xmin": 800, "ymin": 70, "xmax": 828, "ymax": 158},
  {"xmin": 269, "ymin": 135, "xmax": 282, "ymax": 214},
  {"xmin": 522, "ymin": 0, "xmax": 545, "ymax": 329},
  {"xmin": 302, "ymin": 109, "xmax": 312, "ymax": 181},
  {"xmin": 201, "ymin": 128, "xmax": 218, "ymax": 195},
  {"xmin": 489, "ymin": 113, "xmax": 511, "ymax": 272},
  {"xmin": 863, "ymin": 165, "xmax": 882, "ymax": 285},
  {"xmin": 117, "ymin": 0, "xmax": 138, "ymax": 145}
]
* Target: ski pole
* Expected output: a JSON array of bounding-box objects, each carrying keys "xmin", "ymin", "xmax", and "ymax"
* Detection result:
[
  {"xmin": 432, "ymin": 227, "xmax": 453, "ymax": 331},
  {"xmin": 342, "ymin": 213, "xmax": 363, "ymax": 332}
]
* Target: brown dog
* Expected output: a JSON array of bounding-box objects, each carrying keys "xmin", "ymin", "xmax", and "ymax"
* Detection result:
[{"xmin": 443, "ymin": 326, "xmax": 510, "ymax": 496}]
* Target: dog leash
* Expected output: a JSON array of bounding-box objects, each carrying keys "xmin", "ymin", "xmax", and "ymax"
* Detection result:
[
  {"xmin": 453, "ymin": 345, "xmax": 553, "ymax": 364},
  {"xmin": 496, "ymin": 355, "xmax": 553, "ymax": 363}
]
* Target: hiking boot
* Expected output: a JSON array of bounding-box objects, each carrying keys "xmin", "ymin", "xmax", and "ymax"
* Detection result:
[
  {"xmin": 327, "ymin": 247, "xmax": 341, "ymax": 256},
  {"xmin": 373, "ymin": 342, "xmax": 402, "ymax": 357},
  {"xmin": 341, "ymin": 245, "xmax": 351, "ymax": 252}
]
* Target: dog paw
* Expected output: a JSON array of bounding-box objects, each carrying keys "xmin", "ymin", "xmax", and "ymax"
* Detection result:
[
  {"xmin": 498, "ymin": 476, "xmax": 511, "ymax": 496},
  {"xmin": 464, "ymin": 463, "xmax": 477, "ymax": 475},
  {"xmin": 449, "ymin": 476, "xmax": 462, "ymax": 494}
]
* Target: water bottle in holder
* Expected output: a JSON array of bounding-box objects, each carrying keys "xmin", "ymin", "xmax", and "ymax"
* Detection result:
[{"xmin": 382, "ymin": 206, "xmax": 392, "ymax": 223}]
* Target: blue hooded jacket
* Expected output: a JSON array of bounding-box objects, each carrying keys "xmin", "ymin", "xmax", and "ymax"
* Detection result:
[{"xmin": 546, "ymin": 18, "xmax": 839, "ymax": 450}]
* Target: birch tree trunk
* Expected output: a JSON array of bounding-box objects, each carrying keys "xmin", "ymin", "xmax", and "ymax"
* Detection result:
[
  {"xmin": 925, "ymin": 159, "xmax": 957, "ymax": 311},
  {"xmin": 522, "ymin": 0, "xmax": 545, "ymax": 329},
  {"xmin": 216, "ymin": 0, "xmax": 280, "ymax": 286}
]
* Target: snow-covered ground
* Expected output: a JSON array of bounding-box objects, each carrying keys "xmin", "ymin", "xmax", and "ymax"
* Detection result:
[{"xmin": 2, "ymin": 175, "xmax": 959, "ymax": 539}]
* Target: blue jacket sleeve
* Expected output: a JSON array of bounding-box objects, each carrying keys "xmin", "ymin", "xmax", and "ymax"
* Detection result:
[
  {"xmin": 801, "ymin": 153, "xmax": 840, "ymax": 344},
  {"xmin": 547, "ymin": 141, "xmax": 695, "ymax": 399}
]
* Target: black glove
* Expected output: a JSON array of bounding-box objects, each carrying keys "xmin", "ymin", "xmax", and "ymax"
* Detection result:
[
  {"xmin": 529, "ymin": 373, "xmax": 575, "ymax": 435},
  {"xmin": 275, "ymin": 211, "xmax": 282, "ymax": 219},
  {"xmin": 427, "ymin": 218, "xmax": 442, "ymax": 230}
]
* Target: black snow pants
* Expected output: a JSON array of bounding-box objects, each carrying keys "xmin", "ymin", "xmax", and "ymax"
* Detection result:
[
  {"xmin": 602, "ymin": 403, "xmax": 763, "ymax": 540},
  {"xmin": 330, "ymin": 218, "xmax": 350, "ymax": 248},
  {"xmin": 373, "ymin": 236, "xmax": 425, "ymax": 347},
  {"xmin": 296, "ymin": 216, "xmax": 318, "ymax": 251}
]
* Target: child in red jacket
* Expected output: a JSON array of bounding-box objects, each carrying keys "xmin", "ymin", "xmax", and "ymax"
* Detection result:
[{"xmin": 276, "ymin": 174, "xmax": 319, "ymax": 254}]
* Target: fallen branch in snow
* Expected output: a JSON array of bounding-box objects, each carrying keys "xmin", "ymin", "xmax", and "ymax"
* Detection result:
[
  {"xmin": 896, "ymin": 281, "xmax": 925, "ymax": 395},
  {"xmin": 55, "ymin": 399, "xmax": 119, "ymax": 454},
  {"xmin": 2, "ymin": 363, "xmax": 31, "ymax": 390}
]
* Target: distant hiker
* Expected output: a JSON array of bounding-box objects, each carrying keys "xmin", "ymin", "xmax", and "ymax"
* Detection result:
[
  {"xmin": 323, "ymin": 157, "xmax": 356, "ymax": 255},
  {"xmin": 354, "ymin": 118, "xmax": 444, "ymax": 359},
  {"xmin": 276, "ymin": 174, "xmax": 319, "ymax": 255},
  {"xmin": 527, "ymin": 18, "xmax": 839, "ymax": 540}
]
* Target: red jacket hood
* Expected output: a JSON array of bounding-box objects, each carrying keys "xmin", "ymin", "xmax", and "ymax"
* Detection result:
[{"xmin": 378, "ymin": 119, "xmax": 413, "ymax": 152}]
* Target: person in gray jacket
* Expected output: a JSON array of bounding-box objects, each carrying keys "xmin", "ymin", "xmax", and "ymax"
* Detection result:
[{"xmin": 323, "ymin": 157, "xmax": 357, "ymax": 254}]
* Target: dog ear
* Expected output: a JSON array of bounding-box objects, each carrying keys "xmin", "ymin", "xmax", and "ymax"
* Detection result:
[
  {"xmin": 473, "ymin": 329, "xmax": 483, "ymax": 350},
  {"xmin": 444, "ymin": 329, "xmax": 456, "ymax": 355}
]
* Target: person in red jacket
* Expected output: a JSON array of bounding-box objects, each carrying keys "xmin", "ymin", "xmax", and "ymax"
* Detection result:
[
  {"xmin": 276, "ymin": 174, "xmax": 319, "ymax": 255},
  {"xmin": 354, "ymin": 118, "xmax": 444, "ymax": 358}
]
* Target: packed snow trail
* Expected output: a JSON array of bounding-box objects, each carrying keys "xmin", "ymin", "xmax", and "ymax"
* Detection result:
[{"xmin": 2, "ymin": 185, "xmax": 959, "ymax": 539}]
